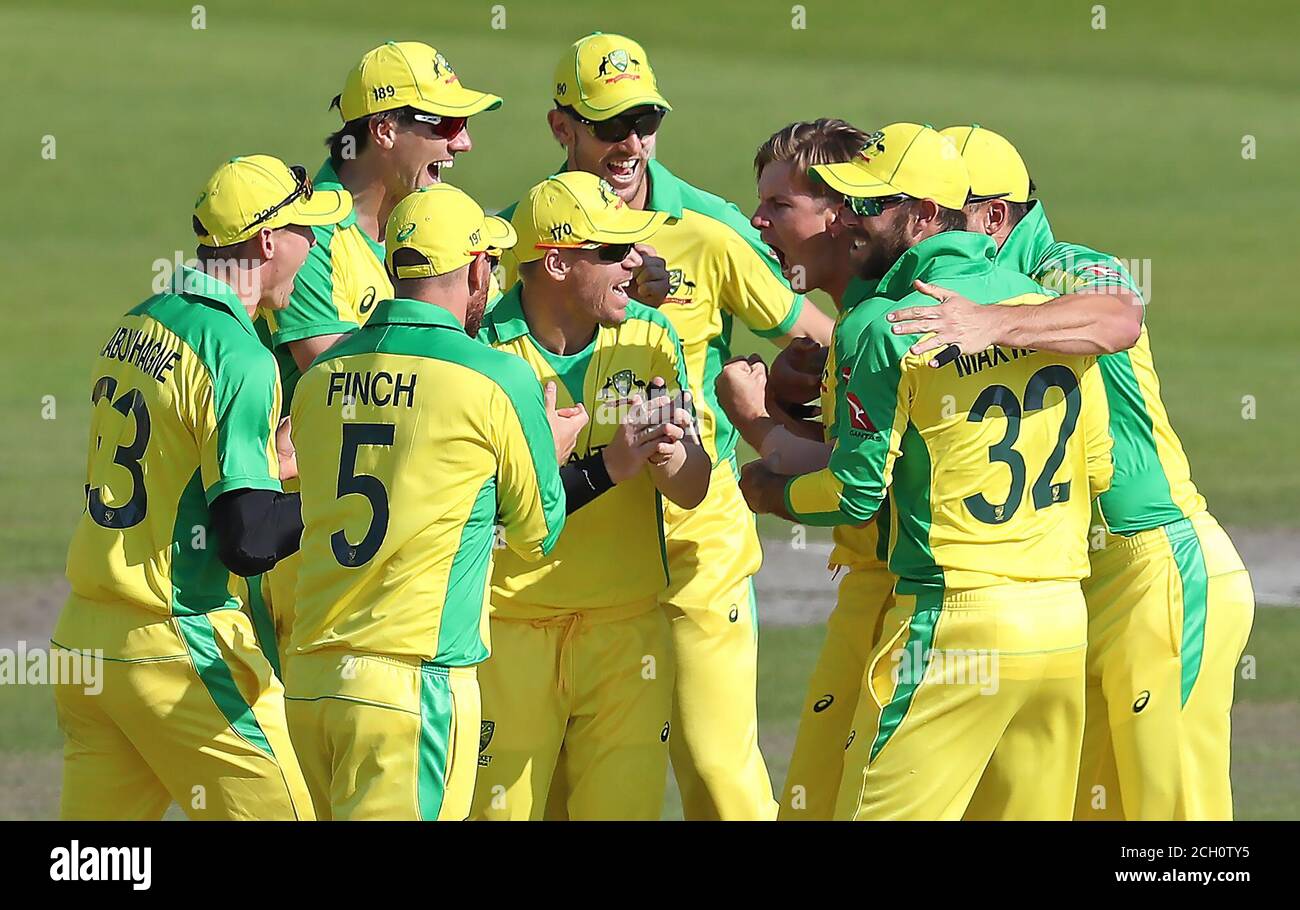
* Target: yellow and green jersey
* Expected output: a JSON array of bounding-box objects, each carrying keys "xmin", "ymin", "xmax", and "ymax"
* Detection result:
[
  {"xmin": 500, "ymin": 159, "xmax": 804, "ymax": 467},
  {"xmin": 64, "ymin": 266, "xmax": 282, "ymax": 621},
  {"xmin": 289, "ymin": 298, "xmax": 565, "ymax": 666},
  {"xmin": 785, "ymin": 232, "xmax": 1114, "ymax": 593},
  {"xmin": 821, "ymin": 276, "xmax": 890, "ymax": 570},
  {"xmin": 258, "ymin": 159, "xmax": 393, "ymax": 408},
  {"xmin": 478, "ymin": 284, "xmax": 691, "ymax": 614},
  {"xmin": 998, "ymin": 202, "xmax": 1205, "ymax": 535}
]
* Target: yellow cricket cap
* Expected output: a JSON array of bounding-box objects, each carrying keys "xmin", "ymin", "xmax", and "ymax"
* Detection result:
[
  {"xmin": 552, "ymin": 32, "xmax": 672, "ymax": 121},
  {"xmin": 512, "ymin": 171, "xmax": 670, "ymax": 264},
  {"xmin": 941, "ymin": 124, "xmax": 1032, "ymax": 203},
  {"xmin": 810, "ymin": 122, "xmax": 970, "ymax": 211},
  {"xmin": 385, "ymin": 184, "xmax": 515, "ymax": 279},
  {"xmin": 193, "ymin": 155, "xmax": 352, "ymax": 247},
  {"xmin": 335, "ymin": 41, "xmax": 502, "ymax": 122}
]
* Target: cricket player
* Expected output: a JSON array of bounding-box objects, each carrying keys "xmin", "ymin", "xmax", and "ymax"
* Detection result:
[
  {"xmin": 500, "ymin": 31, "xmax": 834, "ymax": 820},
  {"xmin": 283, "ymin": 183, "xmax": 566, "ymax": 821},
  {"xmin": 53, "ymin": 155, "xmax": 351, "ymax": 820},
  {"xmin": 714, "ymin": 118, "xmax": 897, "ymax": 820},
  {"xmin": 884, "ymin": 125, "xmax": 1255, "ymax": 820},
  {"xmin": 251, "ymin": 40, "xmax": 503, "ymax": 665},
  {"xmin": 741, "ymin": 123, "xmax": 1114, "ymax": 820},
  {"xmin": 471, "ymin": 171, "xmax": 711, "ymax": 820}
]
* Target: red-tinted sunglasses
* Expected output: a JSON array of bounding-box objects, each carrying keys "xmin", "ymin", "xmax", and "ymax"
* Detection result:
[{"xmin": 411, "ymin": 112, "xmax": 468, "ymax": 139}]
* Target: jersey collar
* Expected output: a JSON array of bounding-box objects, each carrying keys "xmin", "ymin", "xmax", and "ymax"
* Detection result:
[
  {"xmin": 996, "ymin": 200, "xmax": 1053, "ymax": 276},
  {"xmin": 644, "ymin": 159, "xmax": 684, "ymax": 219},
  {"xmin": 875, "ymin": 231, "xmax": 1000, "ymax": 301},
  {"xmin": 480, "ymin": 282, "xmax": 531, "ymax": 343},
  {"xmin": 172, "ymin": 265, "xmax": 257, "ymax": 336},
  {"xmin": 314, "ymin": 158, "xmax": 385, "ymax": 263},
  {"xmin": 365, "ymin": 297, "xmax": 467, "ymax": 333}
]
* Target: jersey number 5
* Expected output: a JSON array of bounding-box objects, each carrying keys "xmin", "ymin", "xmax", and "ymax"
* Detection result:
[
  {"xmin": 964, "ymin": 365, "xmax": 1081, "ymax": 525},
  {"xmin": 331, "ymin": 422, "xmax": 395, "ymax": 567}
]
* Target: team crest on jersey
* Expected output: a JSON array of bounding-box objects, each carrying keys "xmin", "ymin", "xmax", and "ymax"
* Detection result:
[
  {"xmin": 478, "ymin": 720, "xmax": 495, "ymax": 766},
  {"xmin": 596, "ymin": 48, "xmax": 642, "ymax": 83},
  {"xmin": 845, "ymin": 391, "xmax": 878, "ymax": 435},
  {"xmin": 665, "ymin": 268, "xmax": 697, "ymax": 304},
  {"xmin": 598, "ymin": 368, "xmax": 648, "ymax": 402}
]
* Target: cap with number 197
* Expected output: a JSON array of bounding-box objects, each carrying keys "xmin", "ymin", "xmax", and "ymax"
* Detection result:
[{"xmin": 385, "ymin": 184, "xmax": 515, "ymax": 279}]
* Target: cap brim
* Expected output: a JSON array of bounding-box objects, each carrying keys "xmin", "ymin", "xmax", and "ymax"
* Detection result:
[
  {"xmin": 411, "ymin": 84, "xmax": 503, "ymax": 117},
  {"xmin": 480, "ymin": 215, "xmax": 517, "ymax": 254},
  {"xmin": 285, "ymin": 188, "xmax": 352, "ymax": 227},
  {"xmin": 809, "ymin": 161, "xmax": 901, "ymax": 199},
  {"xmin": 583, "ymin": 208, "xmax": 671, "ymax": 245},
  {"xmin": 574, "ymin": 92, "xmax": 672, "ymax": 120}
]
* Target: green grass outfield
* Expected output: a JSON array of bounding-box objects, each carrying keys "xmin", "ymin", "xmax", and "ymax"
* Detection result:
[
  {"xmin": 3, "ymin": 606, "xmax": 1296, "ymax": 819},
  {"xmin": 2, "ymin": 0, "xmax": 1299, "ymax": 578}
]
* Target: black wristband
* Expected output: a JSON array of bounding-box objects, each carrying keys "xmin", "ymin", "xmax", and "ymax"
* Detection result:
[{"xmin": 560, "ymin": 450, "xmax": 615, "ymax": 515}]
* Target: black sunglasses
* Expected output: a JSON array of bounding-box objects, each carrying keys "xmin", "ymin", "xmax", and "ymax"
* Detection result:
[
  {"xmin": 242, "ymin": 165, "xmax": 313, "ymax": 234},
  {"xmin": 535, "ymin": 241, "xmax": 635, "ymax": 262},
  {"xmin": 558, "ymin": 104, "xmax": 665, "ymax": 143},
  {"xmin": 596, "ymin": 241, "xmax": 634, "ymax": 262}
]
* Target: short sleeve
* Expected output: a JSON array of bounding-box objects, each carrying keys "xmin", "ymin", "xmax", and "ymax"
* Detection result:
[{"xmin": 199, "ymin": 346, "xmax": 283, "ymax": 503}]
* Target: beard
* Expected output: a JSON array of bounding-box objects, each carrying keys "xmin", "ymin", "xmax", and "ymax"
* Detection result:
[
  {"xmin": 856, "ymin": 209, "xmax": 913, "ymax": 282},
  {"xmin": 464, "ymin": 285, "xmax": 489, "ymax": 337}
]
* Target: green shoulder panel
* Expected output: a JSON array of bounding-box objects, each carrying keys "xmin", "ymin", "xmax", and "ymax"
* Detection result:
[
  {"xmin": 273, "ymin": 222, "xmax": 355, "ymax": 345},
  {"xmin": 360, "ymin": 324, "xmax": 566, "ymax": 553},
  {"xmin": 143, "ymin": 294, "xmax": 281, "ymax": 503},
  {"xmin": 1033, "ymin": 240, "xmax": 1142, "ymax": 299}
]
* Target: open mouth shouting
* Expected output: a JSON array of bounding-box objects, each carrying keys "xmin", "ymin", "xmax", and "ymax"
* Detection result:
[
  {"xmin": 424, "ymin": 157, "xmax": 455, "ymax": 184},
  {"xmin": 611, "ymin": 276, "xmax": 632, "ymax": 303},
  {"xmin": 603, "ymin": 155, "xmax": 642, "ymax": 191}
]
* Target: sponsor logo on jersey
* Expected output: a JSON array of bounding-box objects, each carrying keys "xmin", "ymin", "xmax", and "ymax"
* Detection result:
[
  {"xmin": 845, "ymin": 391, "xmax": 877, "ymax": 433},
  {"xmin": 813, "ymin": 694, "xmax": 834, "ymax": 713},
  {"xmin": 1132, "ymin": 690, "xmax": 1151, "ymax": 714}
]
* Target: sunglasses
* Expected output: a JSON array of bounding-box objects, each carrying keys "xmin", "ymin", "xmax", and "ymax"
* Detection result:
[
  {"xmin": 535, "ymin": 241, "xmax": 635, "ymax": 262},
  {"xmin": 846, "ymin": 193, "xmax": 912, "ymax": 218},
  {"xmin": 559, "ymin": 104, "xmax": 665, "ymax": 144},
  {"xmin": 242, "ymin": 164, "xmax": 313, "ymax": 234},
  {"xmin": 411, "ymin": 112, "xmax": 469, "ymax": 140}
]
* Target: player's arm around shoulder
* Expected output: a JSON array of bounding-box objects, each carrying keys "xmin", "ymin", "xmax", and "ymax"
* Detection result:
[
  {"xmin": 640, "ymin": 305, "xmax": 710, "ymax": 509},
  {"xmin": 483, "ymin": 348, "xmax": 566, "ymax": 559},
  {"xmin": 887, "ymin": 257, "xmax": 1143, "ymax": 361}
]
